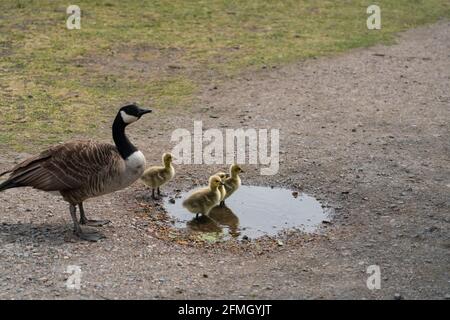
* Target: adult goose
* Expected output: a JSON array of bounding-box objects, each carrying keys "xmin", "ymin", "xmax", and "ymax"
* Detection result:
[{"xmin": 0, "ymin": 104, "xmax": 151, "ymax": 241}]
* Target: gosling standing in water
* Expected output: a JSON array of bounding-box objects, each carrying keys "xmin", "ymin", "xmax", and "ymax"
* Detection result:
[
  {"xmin": 221, "ymin": 164, "xmax": 244, "ymax": 206},
  {"xmin": 141, "ymin": 153, "xmax": 175, "ymax": 199},
  {"xmin": 182, "ymin": 175, "xmax": 224, "ymax": 219}
]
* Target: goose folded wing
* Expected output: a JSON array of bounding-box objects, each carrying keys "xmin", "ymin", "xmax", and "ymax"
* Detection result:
[{"xmin": 5, "ymin": 141, "xmax": 121, "ymax": 191}]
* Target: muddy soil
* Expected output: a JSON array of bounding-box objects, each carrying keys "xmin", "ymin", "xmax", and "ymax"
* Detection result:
[{"xmin": 0, "ymin": 21, "xmax": 449, "ymax": 299}]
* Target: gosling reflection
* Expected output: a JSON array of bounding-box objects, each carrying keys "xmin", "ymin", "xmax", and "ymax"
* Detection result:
[
  {"xmin": 187, "ymin": 214, "xmax": 222, "ymax": 233},
  {"xmin": 186, "ymin": 205, "xmax": 240, "ymax": 238},
  {"xmin": 209, "ymin": 205, "xmax": 240, "ymax": 238}
]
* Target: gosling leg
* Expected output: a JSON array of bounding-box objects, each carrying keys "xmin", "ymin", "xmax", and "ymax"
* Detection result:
[
  {"xmin": 219, "ymin": 201, "xmax": 225, "ymax": 207},
  {"xmin": 79, "ymin": 202, "xmax": 110, "ymax": 227},
  {"xmin": 152, "ymin": 188, "xmax": 157, "ymax": 200},
  {"xmin": 70, "ymin": 204, "xmax": 104, "ymax": 242}
]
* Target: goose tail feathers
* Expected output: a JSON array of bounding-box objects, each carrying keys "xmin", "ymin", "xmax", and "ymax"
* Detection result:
[{"xmin": 0, "ymin": 178, "xmax": 20, "ymax": 192}]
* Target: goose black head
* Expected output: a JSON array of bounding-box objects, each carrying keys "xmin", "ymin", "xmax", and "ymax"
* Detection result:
[{"xmin": 119, "ymin": 103, "xmax": 152, "ymax": 125}]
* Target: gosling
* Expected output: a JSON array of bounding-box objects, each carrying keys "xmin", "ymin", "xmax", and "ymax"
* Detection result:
[
  {"xmin": 141, "ymin": 153, "xmax": 175, "ymax": 199},
  {"xmin": 214, "ymin": 171, "xmax": 228, "ymax": 203},
  {"xmin": 221, "ymin": 164, "xmax": 244, "ymax": 206},
  {"xmin": 182, "ymin": 175, "xmax": 224, "ymax": 219}
]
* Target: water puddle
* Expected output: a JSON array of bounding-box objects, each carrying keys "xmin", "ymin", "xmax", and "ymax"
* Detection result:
[{"xmin": 163, "ymin": 186, "xmax": 332, "ymax": 240}]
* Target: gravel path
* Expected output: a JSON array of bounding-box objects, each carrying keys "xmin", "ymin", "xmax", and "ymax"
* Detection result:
[{"xmin": 0, "ymin": 21, "xmax": 449, "ymax": 300}]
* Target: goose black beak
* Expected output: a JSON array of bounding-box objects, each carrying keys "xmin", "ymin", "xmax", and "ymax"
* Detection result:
[{"xmin": 138, "ymin": 108, "xmax": 152, "ymax": 116}]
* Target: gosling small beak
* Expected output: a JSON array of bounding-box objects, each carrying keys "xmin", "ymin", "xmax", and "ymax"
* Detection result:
[
  {"xmin": 138, "ymin": 108, "xmax": 152, "ymax": 116},
  {"xmin": 220, "ymin": 182, "xmax": 225, "ymax": 186},
  {"xmin": 240, "ymin": 169, "xmax": 244, "ymax": 173}
]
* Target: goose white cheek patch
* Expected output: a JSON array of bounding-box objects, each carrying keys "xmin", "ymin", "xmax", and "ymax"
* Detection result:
[{"xmin": 120, "ymin": 111, "xmax": 139, "ymax": 124}]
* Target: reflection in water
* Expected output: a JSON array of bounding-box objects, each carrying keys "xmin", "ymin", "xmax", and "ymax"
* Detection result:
[
  {"xmin": 186, "ymin": 214, "xmax": 222, "ymax": 233},
  {"xmin": 186, "ymin": 205, "xmax": 240, "ymax": 237},
  {"xmin": 164, "ymin": 186, "xmax": 331, "ymax": 240},
  {"xmin": 209, "ymin": 206, "xmax": 240, "ymax": 238}
]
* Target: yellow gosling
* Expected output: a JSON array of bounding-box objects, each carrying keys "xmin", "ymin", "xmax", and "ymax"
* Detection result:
[
  {"xmin": 182, "ymin": 175, "xmax": 224, "ymax": 219},
  {"xmin": 141, "ymin": 153, "xmax": 175, "ymax": 199}
]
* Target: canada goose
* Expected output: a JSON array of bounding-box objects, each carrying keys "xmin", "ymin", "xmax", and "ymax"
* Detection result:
[
  {"xmin": 220, "ymin": 164, "xmax": 244, "ymax": 206},
  {"xmin": 214, "ymin": 171, "xmax": 228, "ymax": 203},
  {"xmin": 0, "ymin": 103, "xmax": 152, "ymax": 241},
  {"xmin": 141, "ymin": 153, "xmax": 175, "ymax": 199},
  {"xmin": 182, "ymin": 175, "xmax": 224, "ymax": 219}
]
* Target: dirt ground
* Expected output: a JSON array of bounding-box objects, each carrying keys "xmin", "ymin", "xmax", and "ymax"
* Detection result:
[{"xmin": 0, "ymin": 21, "xmax": 449, "ymax": 300}]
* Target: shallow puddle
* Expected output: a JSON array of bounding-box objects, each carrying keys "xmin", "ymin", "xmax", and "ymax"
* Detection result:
[{"xmin": 164, "ymin": 185, "xmax": 332, "ymax": 240}]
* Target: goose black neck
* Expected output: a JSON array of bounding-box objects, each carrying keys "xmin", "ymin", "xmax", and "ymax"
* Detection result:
[{"xmin": 112, "ymin": 115, "xmax": 137, "ymax": 159}]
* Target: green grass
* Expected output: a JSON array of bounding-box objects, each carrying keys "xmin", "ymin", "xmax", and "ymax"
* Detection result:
[{"xmin": 0, "ymin": 0, "xmax": 449, "ymax": 150}]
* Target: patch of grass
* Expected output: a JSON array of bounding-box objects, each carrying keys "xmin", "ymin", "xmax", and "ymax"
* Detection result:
[
  {"xmin": 198, "ymin": 232, "xmax": 224, "ymax": 244},
  {"xmin": 0, "ymin": 0, "xmax": 449, "ymax": 150}
]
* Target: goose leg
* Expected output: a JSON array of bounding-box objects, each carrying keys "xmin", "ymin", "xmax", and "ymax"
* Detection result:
[
  {"xmin": 78, "ymin": 203, "xmax": 110, "ymax": 227},
  {"xmin": 70, "ymin": 204, "xmax": 104, "ymax": 242},
  {"xmin": 70, "ymin": 204, "xmax": 82, "ymax": 235}
]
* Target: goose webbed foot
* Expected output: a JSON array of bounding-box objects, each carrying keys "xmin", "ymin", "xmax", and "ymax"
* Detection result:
[
  {"xmin": 80, "ymin": 219, "xmax": 111, "ymax": 227},
  {"xmin": 78, "ymin": 203, "xmax": 110, "ymax": 227},
  {"xmin": 75, "ymin": 229, "xmax": 105, "ymax": 242},
  {"xmin": 70, "ymin": 204, "xmax": 105, "ymax": 242}
]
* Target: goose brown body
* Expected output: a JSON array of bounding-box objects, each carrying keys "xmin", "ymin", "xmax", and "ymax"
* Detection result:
[{"xmin": 1, "ymin": 141, "xmax": 133, "ymax": 204}]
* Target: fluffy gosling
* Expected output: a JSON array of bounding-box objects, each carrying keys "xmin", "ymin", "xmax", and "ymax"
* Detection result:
[
  {"xmin": 214, "ymin": 171, "xmax": 228, "ymax": 203},
  {"xmin": 141, "ymin": 153, "xmax": 175, "ymax": 199},
  {"xmin": 221, "ymin": 164, "xmax": 244, "ymax": 206},
  {"xmin": 182, "ymin": 175, "xmax": 224, "ymax": 219}
]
